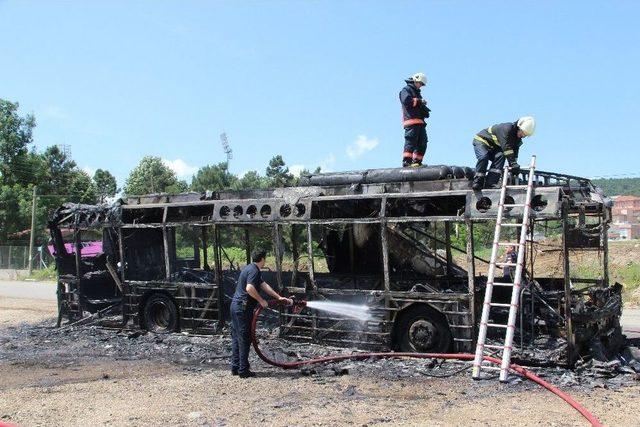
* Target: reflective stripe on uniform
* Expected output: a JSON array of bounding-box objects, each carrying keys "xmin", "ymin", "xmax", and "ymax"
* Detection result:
[
  {"xmin": 403, "ymin": 118, "xmax": 425, "ymax": 127},
  {"xmin": 474, "ymin": 135, "xmax": 492, "ymax": 146},
  {"xmin": 503, "ymin": 149, "xmax": 514, "ymax": 155},
  {"xmin": 487, "ymin": 126, "xmax": 500, "ymax": 146},
  {"xmin": 413, "ymin": 152, "xmax": 424, "ymax": 160},
  {"xmin": 488, "ymin": 168, "xmax": 502, "ymax": 173},
  {"xmin": 475, "ymin": 172, "xmax": 486, "ymax": 177},
  {"xmin": 412, "ymin": 98, "xmax": 419, "ymax": 107},
  {"xmin": 403, "ymin": 151, "xmax": 413, "ymax": 157}
]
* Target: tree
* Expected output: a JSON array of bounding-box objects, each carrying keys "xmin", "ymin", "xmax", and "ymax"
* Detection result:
[
  {"xmin": 37, "ymin": 146, "xmax": 77, "ymax": 193},
  {"xmin": 592, "ymin": 177, "xmax": 640, "ymax": 197},
  {"xmin": 0, "ymin": 184, "xmax": 32, "ymax": 243},
  {"xmin": 0, "ymin": 99, "xmax": 102, "ymax": 244},
  {"xmin": 68, "ymin": 170, "xmax": 98, "ymax": 204},
  {"xmin": 0, "ymin": 100, "xmax": 38, "ymax": 244},
  {"xmin": 0, "ymin": 100, "xmax": 36, "ymax": 186},
  {"xmin": 191, "ymin": 162, "xmax": 238, "ymax": 192},
  {"xmin": 234, "ymin": 170, "xmax": 267, "ymax": 190},
  {"xmin": 266, "ymin": 155, "xmax": 294, "ymax": 187},
  {"xmin": 123, "ymin": 156, "xmax": 183, "ymax": 195},
  {"xmin": 93, "ymin": 169, "xmax": 118, "ymax": 202},
  {"xmin": 34, "ymin": 145, "xmax": 99, "ymax": 203}
]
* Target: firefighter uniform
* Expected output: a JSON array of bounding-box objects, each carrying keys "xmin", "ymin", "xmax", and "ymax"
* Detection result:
[
  {"xmin": 399, "ymin": 80, "xmax": 431, "ymax": 167},
  {"xmin": 472, "ymin": 122, "xmax": 522, "ymax": 189}
]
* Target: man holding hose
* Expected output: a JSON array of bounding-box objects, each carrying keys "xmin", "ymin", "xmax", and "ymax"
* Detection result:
[{"xmin": 230, "ymin": 249, "xmax": 292, "ymax": 378}]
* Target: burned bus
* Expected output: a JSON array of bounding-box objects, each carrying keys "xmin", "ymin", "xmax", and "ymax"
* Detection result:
[{"xmin": 48, "ymin": 164, "xmax": 623, "ymax": 365}]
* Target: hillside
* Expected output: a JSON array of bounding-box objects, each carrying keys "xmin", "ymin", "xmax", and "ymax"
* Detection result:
[{"xmin": 592, "ymin": 177, "xmax": 640, "ymax": 196}]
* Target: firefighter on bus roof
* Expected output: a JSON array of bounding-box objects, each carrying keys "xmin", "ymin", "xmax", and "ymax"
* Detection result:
[
  {"xmin": 471, "ymin": 116, "xmax": 536, "ymax": 190},
  {"xmin": 399, "ymin": 72, "xmax": 431, "ymax": 167}
]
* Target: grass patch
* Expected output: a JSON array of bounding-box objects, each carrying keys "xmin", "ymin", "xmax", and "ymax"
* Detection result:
[
  {"xmin": 612, "ymin": 263, "xmax": 640, "ymax": 297},
  {"xmin": 24, "ymin": 265, "xmax": 57, "ymax": 281}
]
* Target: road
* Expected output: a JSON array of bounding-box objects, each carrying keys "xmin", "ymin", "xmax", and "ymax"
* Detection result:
[
  {"xmin": 0, "ymin": 280, "xmax": 56, "ymax": 300},
  {"xmin": 0, "ymin": 280, "xmax": 638, "ymax": 335}
]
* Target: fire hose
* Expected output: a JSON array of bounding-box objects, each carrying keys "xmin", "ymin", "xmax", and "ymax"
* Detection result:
[{"xmin": 251, "ymin": 300, "xmax": 603, "ymax": 427}]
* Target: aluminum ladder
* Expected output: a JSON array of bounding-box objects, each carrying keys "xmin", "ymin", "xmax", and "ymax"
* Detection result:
[{"xmin": 472, "ymin": 155, "xmax": 536, "ymax": 382}]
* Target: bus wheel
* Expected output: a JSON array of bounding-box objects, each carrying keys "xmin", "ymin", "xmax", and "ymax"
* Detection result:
[
  {"xmin": 142, "ymin": 293, "xmax": 179, "ymax": 333},
  {"xmin": 395, "ymin": 305, "xmax": 452, "ymax": 353}
]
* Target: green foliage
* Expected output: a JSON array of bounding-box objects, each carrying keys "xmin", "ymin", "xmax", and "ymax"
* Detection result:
[
  {"xmin": 0, "ymin": 184, "xmax": 32, "ymax": 242},
  {"xmin": 93, "ymin": 169, "xmax": 118, "ymax": 202},
  {"xmin": 69, "ymin": 170, "xmax": 98, "ymax": 203},
  {"xmin": 266, "ymin": 155, "xmax": 294, "ymax": 187},
  {"xmin": 190, "ymin": 162, "xmax": 238, "ymax": 192},
  {"xmin": 0, "ymin": 100, "xmax": 104, "ymax": 244},
  {"xmin": 26, "ymin": 264, "xmax": 57, "ymax": 281},
  {"xmin": 123, "ymin": 156, "xmax": 186, "ymax": 195},
  {"xmin": 592, "ymin": 177, "xmax": 640, "ymax": 196},
  {"xmin": 0, "ymin": 100, "xmax": 36, "ymax": 186},
  {"xmin": 234, "ymin": 170, "xmax": 268, "ymax": 190}
]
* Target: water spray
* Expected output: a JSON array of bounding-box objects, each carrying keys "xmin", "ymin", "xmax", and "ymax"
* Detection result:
[
  {"xmin": 251, "ymin": 299, "xmax": 603, "ymax": 427},
  {"xmin": 305, "ymin": 300, "xmax": 372, "ymax": 322}
]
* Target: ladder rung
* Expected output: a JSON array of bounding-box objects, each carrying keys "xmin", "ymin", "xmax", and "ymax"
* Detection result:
[
  {"xmin": 486, "ymin": 323, "xmax": 509, "ymax": 328},
  {"xmin": 487, "ymin": 303, "xmax": 512, "ymax": 307},
  {"xmin": 506, "ymin": 185, "xmax": 528, "ymax": 189},
  {"xmin": 496, "ymin": 242, "xmax": 518, "ymax": 246},
  {"xmin": 500, "ymin": 223, "xmax": 523, "ymax": 227},
  {"xmin": 502, "ymin": 203, "xmax": 527, "ymax": 207},
  {"xmin": 491, "ymin": 282, "xmax": 514, "ymax": 287},
  {"xmin": 495, "ymin": 262, "xmax": 517, "ymax": 267}
]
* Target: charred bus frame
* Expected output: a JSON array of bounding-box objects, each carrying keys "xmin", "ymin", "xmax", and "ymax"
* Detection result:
[{"xmin": 48, "ymin": 166, "xmax": 622, "ymax": 365}]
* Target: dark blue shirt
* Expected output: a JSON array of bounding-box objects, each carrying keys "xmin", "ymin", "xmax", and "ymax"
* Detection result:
[{"xmin": 232, "ymin": 263, "xmax": 263, "ymax": 307}]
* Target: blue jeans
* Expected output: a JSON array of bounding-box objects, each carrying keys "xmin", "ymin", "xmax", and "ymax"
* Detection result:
[{"xmin": 230, "ymin": 298, "xmax": 254, "ymax": 374}]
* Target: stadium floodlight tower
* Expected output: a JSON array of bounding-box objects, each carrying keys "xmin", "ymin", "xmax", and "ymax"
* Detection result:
[{"xmin": 220, "ymin": 132, "xmax": 233, "ymax": 168}]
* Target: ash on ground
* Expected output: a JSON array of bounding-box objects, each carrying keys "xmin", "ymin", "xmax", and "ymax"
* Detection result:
[{"xmin": 1, "ymin": 317, "xmax": 638, "ymax": 393}]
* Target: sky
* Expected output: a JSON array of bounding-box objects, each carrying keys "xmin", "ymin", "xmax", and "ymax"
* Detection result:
[{"xmin": 1, "ymin": 0, "xmax": 639, "ymax": 187}]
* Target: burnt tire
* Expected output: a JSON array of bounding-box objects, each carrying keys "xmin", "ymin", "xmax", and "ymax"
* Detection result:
[
  {"xmin": 142, "ymin": 293, "xmax": 179, "ymax": 333},
  {"xmin": 395, "ymin": 305, "xmax": 452, "ymax": 353}
]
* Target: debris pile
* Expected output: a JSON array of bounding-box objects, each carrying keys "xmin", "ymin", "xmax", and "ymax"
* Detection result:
[{"xmin": 1, "ymin": 319, "xmax": 638, "ymax": 391}]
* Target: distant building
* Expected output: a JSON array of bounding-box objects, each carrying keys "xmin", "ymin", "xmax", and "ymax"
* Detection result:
[{"xmin": 610, "ymin": 195, "xmax": 640, "ymax": 240}]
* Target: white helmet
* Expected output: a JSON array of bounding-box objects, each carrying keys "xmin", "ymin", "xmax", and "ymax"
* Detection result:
[
  {"xmin": 411, "ymin": 72, "xmax": 428, "ymax": 86},
  {"xmin": 517, "ymin": 116, "xmax": 536, "ymax": 137}
]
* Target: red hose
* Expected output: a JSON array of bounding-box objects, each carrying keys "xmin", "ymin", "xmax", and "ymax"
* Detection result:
[{"xmin": 251, "ymin": 303, "xmax": 603, "ymax": 427}]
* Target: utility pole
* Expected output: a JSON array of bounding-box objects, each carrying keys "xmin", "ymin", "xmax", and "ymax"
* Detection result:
[{"xmin": 27, "ymin": 186, "xmax": 37, "ymax": 274}]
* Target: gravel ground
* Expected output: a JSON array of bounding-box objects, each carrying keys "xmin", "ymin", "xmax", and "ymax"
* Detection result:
[{"xmin": 1, "ymin": 296, "xmax": 639, "ymax": 427}]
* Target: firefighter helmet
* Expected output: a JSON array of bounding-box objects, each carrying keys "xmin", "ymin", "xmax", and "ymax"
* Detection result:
[
  {"xmin": 410, "ymin": 72, "xmax": 428, "ymax": 86},
  {"xmin": 517, "ymin": 116, "xmax": 536, "ymax": 137}
]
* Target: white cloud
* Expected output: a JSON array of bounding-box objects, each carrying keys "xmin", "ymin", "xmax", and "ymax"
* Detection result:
[
  {"xmin": 346, "ymin": 135, "xmax": 378, "ymax": 160},
  {"xmin": 289, "ymin": 164, "xmax": 305, "ymax": 177},
  {"xmin": 162, "ymin": 158, "xmax": 199, "ymax": 177},
  {"xmin": 82, "ymin": 166, "xmax": 96, "ymax": 177}
]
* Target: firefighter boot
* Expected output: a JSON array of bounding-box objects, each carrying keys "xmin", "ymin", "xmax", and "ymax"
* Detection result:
[
  {"xmin": 472, "ymin": 174, "xmax": 485, "ymax": 191},
  {"xmin": 485, "ymin": 170, "xmax": 502, "ymax": 189}
]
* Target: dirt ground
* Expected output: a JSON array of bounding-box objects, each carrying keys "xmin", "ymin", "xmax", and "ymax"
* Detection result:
[{"xmin": 1, "ymin": 296, "xmax": 639, "ymax": 427}]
